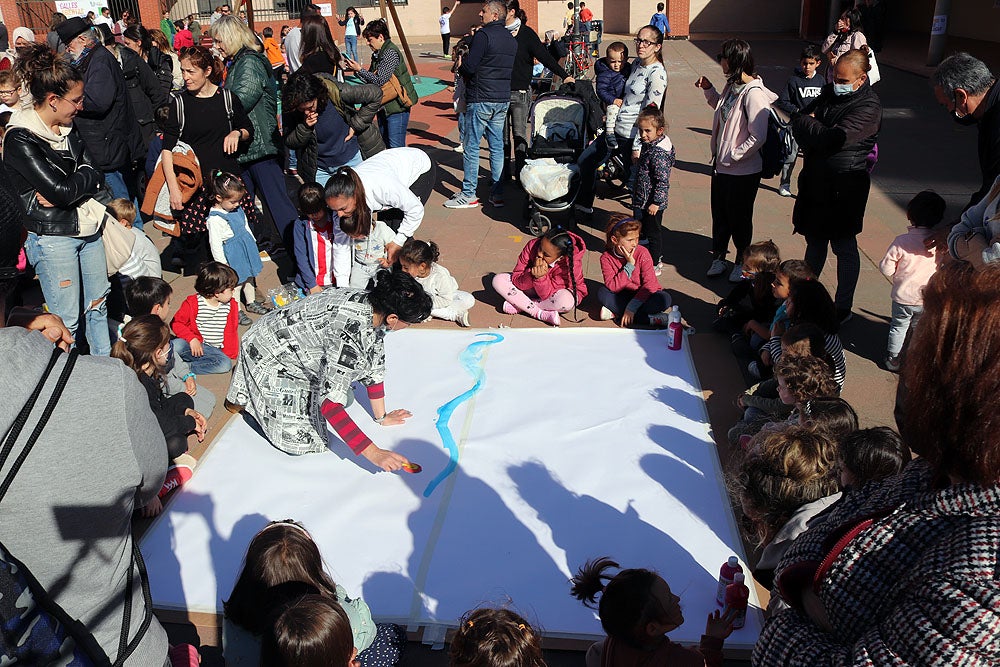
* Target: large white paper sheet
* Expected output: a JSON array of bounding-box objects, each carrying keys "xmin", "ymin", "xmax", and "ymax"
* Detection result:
[{"xmin": 140, "ymin": 328, "xmax": 762, "ymax": 647}]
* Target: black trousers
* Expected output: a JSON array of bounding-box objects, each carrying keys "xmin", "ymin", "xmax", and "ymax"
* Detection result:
[
  {"xmin": 442, "ymin": 33, "xmax": 450, "ymax": 56},
  {"xmin": 710, "ymin": 171, "xmax": 761, "ymax": 262}
]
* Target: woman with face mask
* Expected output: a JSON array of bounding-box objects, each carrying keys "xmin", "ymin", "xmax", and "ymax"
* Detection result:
[{"xmin": 789, "ymin": 48, "xmax": 882, "ymax": 325}]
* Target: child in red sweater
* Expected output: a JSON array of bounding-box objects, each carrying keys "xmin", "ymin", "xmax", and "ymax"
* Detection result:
[
  {"xmin": 491, "ymin": 228, "xmax": 587, "ymax": 326},
  {"xmin": 171, "ymin": 262, "xmax": 241, "ymax": 374},
  {"xmin": 598, "ymin": 215, "xmax": 672, "ymax": 327}
]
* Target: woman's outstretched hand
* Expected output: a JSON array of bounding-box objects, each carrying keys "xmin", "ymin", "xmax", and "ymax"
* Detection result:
[
  {"xmin": 378, "ymin": 408, "xmax": 412, "ymax": 426},
  {"xmin": 361, "ymin": 444, "xmax": 410, "ymax": 472}
]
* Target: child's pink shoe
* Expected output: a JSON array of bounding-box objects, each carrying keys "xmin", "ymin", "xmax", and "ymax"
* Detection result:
[
  {"xmin": 501, "ymin": 300, "xmax": 518, "ymax": 315},
  {"xmin": 169, "ymin": 643, "xmax": 200, "ymax": 666},
  {"xmin": 536, "ymin": 309, "xmax": 561, "ymax": 326}
]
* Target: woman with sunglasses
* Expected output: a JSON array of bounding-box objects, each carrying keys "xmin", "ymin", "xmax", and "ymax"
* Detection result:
[
  {"xmin": 696, "ymin": 38, "xmax": 776, "ymax": 283},
  {"xmin": 4, "ymin": 44, "xmax": 115, "ymax": 355},
  {"xmin": 576, "ymin": 24, "xmax": 666, "ymax": 213}
]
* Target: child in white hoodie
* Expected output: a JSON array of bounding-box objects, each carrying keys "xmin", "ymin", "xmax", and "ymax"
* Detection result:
[
  {"xmin": 398, "ymin": 238, "xmax": 473, "ymax": 326},
  {"xmin": 632, "ymin": 105, "xmax": 675, "ymax": 276},
  {"xmin": 879, "ymin": 190, "xmax": 946, "ymax": 371}
]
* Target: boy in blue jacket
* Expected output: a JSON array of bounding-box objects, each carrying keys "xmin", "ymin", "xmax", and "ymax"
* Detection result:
[
  {"xmin": 594, "ymin": 41, "xmax": 631, "ymax": 109},
  {"xmin": 775, "ymin": 44, "xmax": 823, "ymax": 196}
]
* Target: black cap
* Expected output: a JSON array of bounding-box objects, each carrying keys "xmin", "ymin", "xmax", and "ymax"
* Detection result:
[{"xmin": 54, "ymin": 16, "xmax": 91, "ymax": 45}]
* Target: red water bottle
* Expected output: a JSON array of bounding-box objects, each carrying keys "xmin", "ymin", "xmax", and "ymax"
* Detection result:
[
  {"xmin": 667, "ymin": 306, "xmax": 682, "ymax": 351},
  {"xmin": 723, "ymin": 572, "xmax": 749, "ymax": 629},
  {"xmin": 716, "ymin": 555, "xmax": 743, "ymax": 605}
]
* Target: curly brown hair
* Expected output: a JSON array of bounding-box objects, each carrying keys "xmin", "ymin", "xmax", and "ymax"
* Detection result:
[
  {"xmin": 775, "ymin": 353, "xmax": 839, "ymax": 404},
  {"xmin": 902, "ymin": 262, "xmax": 1000, "ymax": 486},
  {"xmin": 450, "ymin": 608, "xmax": 545, "ymax": 667}
]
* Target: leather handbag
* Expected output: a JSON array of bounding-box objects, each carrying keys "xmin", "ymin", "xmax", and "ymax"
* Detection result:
[{"xmin": 380, "ymin": 74, "xmax": 413, "ymax": 109}]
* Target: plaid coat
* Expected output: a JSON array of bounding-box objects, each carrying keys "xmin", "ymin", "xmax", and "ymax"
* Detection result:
[{"xmin": 753, "ymin": 459, "xmax": 1000, "ymax": 666}]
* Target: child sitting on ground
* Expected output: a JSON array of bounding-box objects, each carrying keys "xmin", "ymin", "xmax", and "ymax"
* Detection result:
[
  {"xmin": 127, "ymin": 276, "xmax": 217, "ymax": 418},
  {"xmin": 879, "ymin": 190, "xmax": 946, "ymax": 371},
  {"xmin": 293, "ymin": 182, "xmax": 350, "ymax": 292},
  {"xmin": 111, "ymin": 315, "xmax": 206, "ymax": 517},
  {"xmin": 767, "ymin": 259, "xmax": 816, "ymax": 343},
  {"xmin": 570, "ymin": 557, "xmax": 735, "ymax": 667},
  {"xmin": 262, "ymin": 593, "xmax": 356, "ymax": 667},
  {"xmin": 398, "ymin": 238, "xmax": 474, "ymax": 326},
  {"xmin": 837, "ymin": 426, "xmax": 911, "ymax": 491},
  {"xmin": 171, "ymin": 262, "xmax": 241, "ymax": 375},
  {"xmin": 774, "ymin": 44, "xmax": 823, "ymax": 196},
  {"xmin": 492, "ymin": 227, "xmax": 587, "ymax": 326},
  {"xmin": 449, "ymin": 607, "xmax": 546, "ymax": 667},
  {"xmin": 773, "ymin": 353, "xmax": 840, "ymax": 426},
  {"xmin": 106, "ymin": 198, "xmax": 161, "ymax": 328},
  {"xmin": 632, "ymin": 105, "xmax": 675, "ymax": 275},
  {"xmin": 224, "ymin": 520, "xmax": 405, "ymax": 667},
  {"xmin": 205, "ymin": 171, "xmax": 267, "ymax": 324},
  {"xmin": 598, "ymin": 214, "xmax": 672, "ymax": 327},
  {"xmin": 339, "ymin": 203, "xmax": 396, "ymax": 290}
]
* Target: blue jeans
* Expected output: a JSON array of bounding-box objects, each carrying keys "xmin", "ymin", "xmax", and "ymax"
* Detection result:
[
  {"xmin": 463, "ymin": 101, "xmax": 509, "ymax": 198},
  {"xmin": 379, "ymin": 110, "xmax": 410, "ymax": 149},
  {"xmin": 887, "ymin": 301, "xmax": 922, "ymax": 356},
  {"xmin": 316, "ymin": 150, "xmax": 363, "ymax": 186},
  {"xmin": 345, "ymin": 35, "xmax": 358, "ymax": 62},
  {"xmin": 172, "ymin": 337, "xmax": 233, "ymax": 374},
  {"xmin": 24, "ymin": 232, "xmax": 111, "ymax": 356},
  {"xmin": 104, "ymin": 167, "xmax": 143, "ymax": 229}
]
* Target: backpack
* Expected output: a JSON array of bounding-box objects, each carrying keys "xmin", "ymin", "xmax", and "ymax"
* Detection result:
[
  {"xmin": 0, "ymin": 348, "xmax": 154, "ymax": 666},
  {"xmin": 759, "ymin": 107, "xmax": 794, "ymax": 180},
  {"xmin": 173, "ymin": 88, "xmax": 234, "ymax": 137}
]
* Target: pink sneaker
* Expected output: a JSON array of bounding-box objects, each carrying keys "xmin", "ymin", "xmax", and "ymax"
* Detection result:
[
  {"xmin": 536, "ymin": 309, "xmax": 561, "ymax": 326},
  {"xmin": 158, "ymin": 464, "xmax": 193, "ymax": 499},
  {"xmin": 169, "ymin": 644, "xmax": 200, "ymax": 667},
  {"xmin": 501, "ymin": 300, "xmax": 518, "ymax": 315}
]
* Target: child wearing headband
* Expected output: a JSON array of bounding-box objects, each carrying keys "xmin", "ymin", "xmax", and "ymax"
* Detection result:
[
  {"xmin": 570, "ymin": 557, "xmax": 736, "ymax": 667},
  {"xmin": 598, "ymin": 214, "xmax": 672, "ymax": 327},
  {"xmin": 449, "ymin": 607, "xmax": 545, "ymax": 667}
]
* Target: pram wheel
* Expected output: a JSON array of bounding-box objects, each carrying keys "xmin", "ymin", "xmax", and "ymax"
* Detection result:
[{"xmin": 528, "ymin": 212, "xmax": 551, "ymax": 237}]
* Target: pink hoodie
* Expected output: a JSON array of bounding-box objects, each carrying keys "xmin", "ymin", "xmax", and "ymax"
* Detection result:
[
  {"xmin": 600, "ymin": 244, "xmax": 661, "ymax": 304},
  {"xmin": 511, "ymin": 231, "xmax": 588, "ymax": 302},
  {"xmin": 879, "ymin": 226, "xmax": 940, "ymax": 306},
  {"xmin": 704, "ymin": 78, "xmax": 778, "ymax": 176}
]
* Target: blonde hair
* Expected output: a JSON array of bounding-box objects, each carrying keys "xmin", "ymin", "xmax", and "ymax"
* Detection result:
[
  {"xmin": 210, "ymin": 14, "xmax": 261, "ymax": 55},
  {"xmin": 106, "ymin": 197, "xmax": 136, "ymax": 223}
]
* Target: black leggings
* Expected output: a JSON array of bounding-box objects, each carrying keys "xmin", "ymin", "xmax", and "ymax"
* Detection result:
[
  {"xmin": 710, "ymin": 171, "xmax": 761, "ymax": 263},
  {"xmin": 442, "ymin": 33, "xmax": 450, "ymax": 56},
  {"xmin": 165, "ymin": 434, "xmax": 188, "ymax": 461}
]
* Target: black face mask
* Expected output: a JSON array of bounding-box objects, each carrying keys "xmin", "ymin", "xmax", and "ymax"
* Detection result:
[{"xmin": 953, "ymin": 93, "xmax": 978, "ymax": 126}]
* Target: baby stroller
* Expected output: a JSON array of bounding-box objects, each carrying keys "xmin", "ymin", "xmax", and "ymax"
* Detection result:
[{"xmin": 521, "ymin": 90, "xmax": 591, "ymax": 236}]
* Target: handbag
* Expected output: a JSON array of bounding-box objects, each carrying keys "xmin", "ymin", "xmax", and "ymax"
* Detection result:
[
  {"xmin": 380, "ymin": 74, "xmax": 414, "ymax": 109},
  {"xmin": 101, "ymin": 214, "xmax": 136, "ymax": 276},
  {"xmin": 867, "ymin": 46, "xmax": 880, "ymax": 85}
]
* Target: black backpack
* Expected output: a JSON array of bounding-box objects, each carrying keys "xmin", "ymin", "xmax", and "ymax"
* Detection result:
[
  {"xmin": 759, "ymin": 108, "xmax": 794, "ymax": 180},
  {"xmin": 0, "ymin": 348, "xmax": 153, "ymax": 666}
]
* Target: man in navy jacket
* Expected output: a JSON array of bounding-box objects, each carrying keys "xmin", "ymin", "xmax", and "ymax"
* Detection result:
[{"xmin": 444, "ymin": 0, "xmax": 516, "ymax": 209}]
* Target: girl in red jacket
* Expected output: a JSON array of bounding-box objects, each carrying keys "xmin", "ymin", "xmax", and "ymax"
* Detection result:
[
  {"xmin": 491, "ymin": 228, "xmax": 586, "ymax": 326},
  {"xmin": 598, "ymin": 215, "xmax": 672, "ymax": 327},
  {"xmin": 171, "ymin": 261, "xmax": 241, "ymax": 374}
]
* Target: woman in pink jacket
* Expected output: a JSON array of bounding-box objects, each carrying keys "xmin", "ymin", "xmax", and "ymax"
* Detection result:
[
  {"xmin": 492, "ymin": 228, "xmax": 587, "ymax": 326},
  {"xmin": 696, "ymin": 38, "xmax": 777, "ymax": 283},
  {"xmin": 598, "ymin": 215, "xmax": 672, "ymax": 327}
]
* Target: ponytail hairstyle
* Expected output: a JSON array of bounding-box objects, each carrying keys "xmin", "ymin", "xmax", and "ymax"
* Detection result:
[
  {"xmin": 604, "ymin": 214, "xmax": 641, "ymax": 252},
  {"xmin": 209, "ymin": 170, "xmax": 248, "ymax": 203},
  {"xmin": 504, "ymin": 0, "xmax": 528, "ymax": 24},
  {"xmin": 178, "ymin": 44, "xmax": 223, "ymax": 84},
  {"xmin": 741, "ymin": 239, "xmax": 780, "ymax": 305},
  {"xmin": 110, "ymin": 315, "xmax": 171, "ymax": 379},
  {"xmin": 123, "ymin": 24, "xmax": 152, "ymax": 55},
  {"xmin": 569, "ymin": 557, "xmax": 668, "ymax": 644},
  {"xmin": 776, "ymin": 259, "xmax": 815, "ymax": 288},
  {"xmin": 542, "ymin": 227, "xmax": 580, "ymax": 321},
  {"xmin": 398, "ymin": 238, "xmax": 440, "ymax": 266},
  {"xmin": 14, "ymin": 44, "xmax": 84, "ymax": 110},
  {"xmin": 450, "ymin": 607, "xmax": 545, "ymax": 667},
  {"xmin": 799, "ymin": 396, "xmax": 858, "ymax": 442},
  {"xmin": 637, "ymin": 24, "xmax": 664, "ymax": 64},
  {"xmin": 324, "ymin": 167, "xmax": 372, "ymax": 237},
  {"xmin": 367, "ymin": 271, "xmax": 432, "ymax": 324},
  {"xmin": 637, "ymin": 103, "xmax": 667, "ymax": 133}
]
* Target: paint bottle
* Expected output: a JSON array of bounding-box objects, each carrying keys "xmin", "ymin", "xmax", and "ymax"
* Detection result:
[
  {"xmin": 724, "ymin": 572, "xmax": 749, "ymax": 629},
  {"xmin": 716, "ymin": 555, "xmax": 743, "ymax": 605},
  {"xmin": 667, "ymin": 306, "xmax": 683, "ymax": 351}
]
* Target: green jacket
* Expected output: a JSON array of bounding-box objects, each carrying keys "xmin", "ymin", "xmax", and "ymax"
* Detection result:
[
  {"xmin": 225, "ymin": 47, "xmax": 280, "ymax": 164},
  {"xmin": 161, "ymin": 18, "xmax": 176, "ymax": 39},
  {"xmin": 374, "ymin": 40, "xmax": 419, "ymax": 117}
]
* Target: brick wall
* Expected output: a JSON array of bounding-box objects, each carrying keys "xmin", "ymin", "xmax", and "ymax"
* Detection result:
[{"xmin": 666, "ymin": 0, "xmax": 688, "ymax": 38}]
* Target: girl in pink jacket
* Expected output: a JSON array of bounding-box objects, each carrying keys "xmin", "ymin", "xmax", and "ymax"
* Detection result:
[
  {"xmin": 492, "ymin": 228, "xmax": 587, "ymax": 326},
  {"xmin": 598, "ymin": 216, "xmax": 672, "ymax": 327}
]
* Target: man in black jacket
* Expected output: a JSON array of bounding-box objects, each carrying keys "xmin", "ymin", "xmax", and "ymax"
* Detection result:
[
  {"xmin": 932, "ymin": 53, "xmax": 999, "ymax": 211},
  {"xmin": 444, "ymin": 0, "xmax": 516, "ymax": 209},
  {"xmin": 791, "ymin": 49, "xmax": 881, "ymax": 324},
  {"xmin": 56, "ymin": 18, "xmax": 145, "ymax": 226}
]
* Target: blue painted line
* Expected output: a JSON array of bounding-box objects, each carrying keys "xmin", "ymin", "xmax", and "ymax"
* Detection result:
[{"xmin": 423, "ymin": 333, "xmax": 505, "ymax": 497}]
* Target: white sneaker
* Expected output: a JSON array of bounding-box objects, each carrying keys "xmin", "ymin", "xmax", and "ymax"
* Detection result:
[
  {"xmin": 599, "ymin": 306, "xmax": 615, "ymax": 321},
  {"xmin": 457, "ymin": 311, "xmax": 470, "ymax": 327},
  {"xmin": 778, "ymin": 185, "xmax": 792, "ymax": 197},
  {"xmin": 454, "ymin": 144, "xmax": 464, "ymax": 153},
  {"xmin": 728, "ymin": 264, "xmax": 745, "ymax": 283},
  {"xmin": 706, "ymin": 259, "xmax": 727, "ymax": 277},
  {"xmin": 654, "ymin": 262, "xmax": 664, "ymax": 277},
  {"xmin": 443, "ymin": 193, "xmax": 480, "ymax": 209}
]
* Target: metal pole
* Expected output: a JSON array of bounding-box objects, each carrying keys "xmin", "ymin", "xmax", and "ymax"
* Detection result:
[{"xmin": 926, "ymin": 0, "xmax": 951, "ymax": 67}]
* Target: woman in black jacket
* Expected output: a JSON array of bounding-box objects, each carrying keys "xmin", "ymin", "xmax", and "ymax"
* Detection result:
[
  {"xmin": 104, "ymin": 25, "xmax": 169, "ymax": 149},
  {"xmin": 4, "ymin": 44, "xmax": 114, "ymax": 355},
  {"xmin": 123, "ymin": 24, "xmax": 175, "ymax": 98},
  {"xmin": 792, "ymin": 49, "xmax": 881, "ymax": 323}
]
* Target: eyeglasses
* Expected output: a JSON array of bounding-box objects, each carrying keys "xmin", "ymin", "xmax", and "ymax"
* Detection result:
[
  {"xmin": 634, "ymin": 37, "xmax": 657, "ymax": 48},
  {"xmin": 57, "ymin": 96, "xmax": 85, "ymax": 109}
]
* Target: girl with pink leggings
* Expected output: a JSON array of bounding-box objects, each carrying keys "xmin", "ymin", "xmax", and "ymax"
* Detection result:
[{"xmin": 491, "ymin": 228, "xmax": 587, "ymax": 326}]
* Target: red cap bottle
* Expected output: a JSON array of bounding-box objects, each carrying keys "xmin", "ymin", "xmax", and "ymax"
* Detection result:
[
  {"xmin": 724, "ymin": 572, "xmax": 749, "ymax": 629},
  {"xmin": 716, "ymin": 555, "xmax": 743, "ymax": 606}
]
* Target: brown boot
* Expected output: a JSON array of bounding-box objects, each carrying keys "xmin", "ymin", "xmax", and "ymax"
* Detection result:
[{"xmin": 224, "ymin": 399, "xmax": 244, "ymax": 414}]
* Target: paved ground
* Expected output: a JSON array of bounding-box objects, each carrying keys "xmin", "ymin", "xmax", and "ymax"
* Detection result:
[{"xmin": 141, "ymin": 34, "xmax": 987, "ymax": 665}]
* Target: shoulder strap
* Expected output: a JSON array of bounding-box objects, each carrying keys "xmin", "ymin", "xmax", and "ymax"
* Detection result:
[
  {"xmin": 223, "ymin": 88, "xmax": 234, "ymax": 133},
  {"xmin": 173, "ymin": 92, "xmax": 185, "ymax": 137}
]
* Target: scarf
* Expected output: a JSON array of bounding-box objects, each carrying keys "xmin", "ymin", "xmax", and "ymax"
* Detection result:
[{"xmin": 506, "ymin": 18, "xmax": 521, "ymax": 33}]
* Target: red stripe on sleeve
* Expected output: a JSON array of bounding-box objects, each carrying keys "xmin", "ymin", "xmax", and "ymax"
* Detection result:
[
  {"xmin": 320, "ymin": 399, "xmax": 373, "ymax": 455},
  {"xmin": 366, "ymin": 382, "xmax": 385, "ymax": 400}
]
